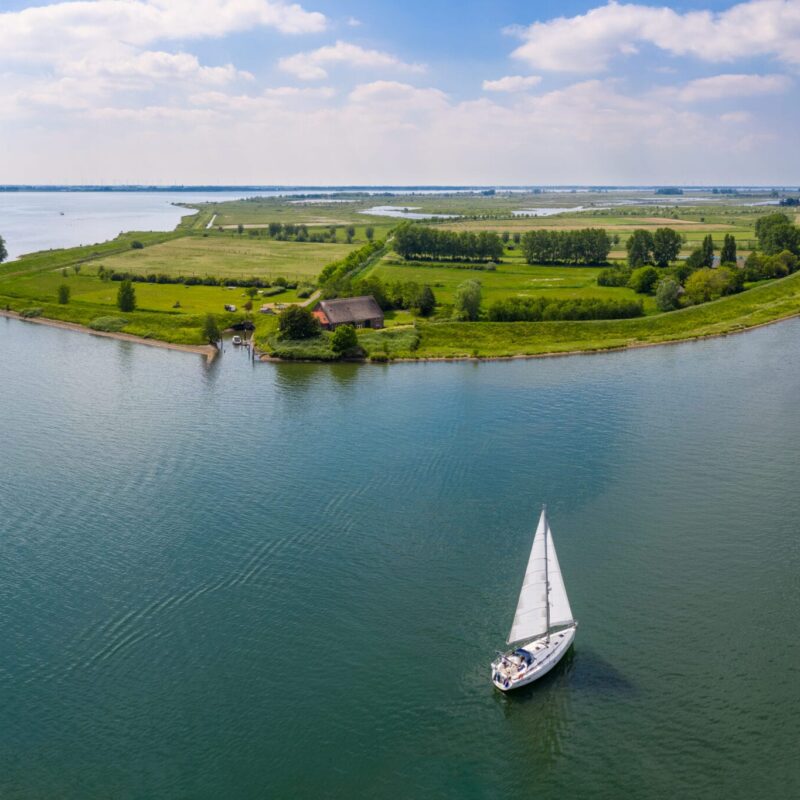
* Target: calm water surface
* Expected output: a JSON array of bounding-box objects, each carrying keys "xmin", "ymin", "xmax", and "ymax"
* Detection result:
[
  {"xmin": 1, "ymin": 318, "xmax": 799, "ymax": 798},
  {"xmin": 0, "ymin": 192, "xmax": 250, "ymax": 260}
]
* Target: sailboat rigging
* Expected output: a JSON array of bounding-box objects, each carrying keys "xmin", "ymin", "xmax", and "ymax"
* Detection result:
[{"xmin": 491, "ymin": 506, "xmax": 577, "ymax": 691}]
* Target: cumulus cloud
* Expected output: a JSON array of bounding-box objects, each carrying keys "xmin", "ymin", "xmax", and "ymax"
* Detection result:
[
  {"xmin": 511, "ymin": 0, "xmax": 800, "ymax": 72},
  {"xmin": 482, "ymin": 75, "xmax": 542, "ymax": 92},
  {"xmin": 674, "ymin": 73, "xmax": 791, "ymax": 102},
  {"xmin": 279, "ymin": 40, "xmax": 425, "ymax": 80},
  {"xmin": 0, "ymin": 0, "xmax": 325, "ymax": 64}
]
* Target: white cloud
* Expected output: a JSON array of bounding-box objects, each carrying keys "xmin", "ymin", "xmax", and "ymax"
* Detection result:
[
  {"xmin": 279, "ymin": 40, "xmax": 425, "ymax": 80},
  {"xmin": 482, "ymin": 75, "xmax": 542, "ymax": 92},
  {"xmin": 0, "ymin": 0, "xmax": 326, "ymax": 64},
  {"xmin": 346, "ymin": 16, "xmax": 362, "ymax": 27},
  {"xmin": 674, "ymin": 73, "xmax": 791, "ymax": 102},
  {"xmin": 511, "ymin": 0, "xmax": 800, "ymax": 72}
]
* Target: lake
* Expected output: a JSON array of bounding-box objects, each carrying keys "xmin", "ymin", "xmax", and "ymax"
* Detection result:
[
  {"xmin": 0, "ymin": 191, "xmax": 251, "ymax": 261},
  {"xmin": 1, "ymin": 317, "xmax": 798, "ymax": 798}
]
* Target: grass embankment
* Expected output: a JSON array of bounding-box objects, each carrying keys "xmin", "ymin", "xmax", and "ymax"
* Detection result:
[{"xmin": 411, "ymin": 271, "xmax": 800, "ymax": 358}]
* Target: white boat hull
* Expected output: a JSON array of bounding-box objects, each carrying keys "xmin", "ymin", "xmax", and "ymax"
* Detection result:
[{"xmin": 491, "ymin": 624, "xmax": 577, "ymax": 692}]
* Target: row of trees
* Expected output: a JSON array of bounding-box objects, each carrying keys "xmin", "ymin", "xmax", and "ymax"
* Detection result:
[
  {"xmin": 103, "ymin": 268, "xmax": 305, "ymax": 290},
  {"xmin": 393, "ymin": 225, "xmax": 504, "ymax": 262},
  {"xmin": 350, "ymin": 275, "xmax": 436, "ymax": 315},
  {"xmin": 521, "ymin": 228, "xmax": 611, "ymax": 265},
  {"xmin": 488, "ymin": 296, "xmax": 643, "ymax": 322},
  {"xmin": 626, "ymin": 228, "xmax": 684, "ymax": 268}
]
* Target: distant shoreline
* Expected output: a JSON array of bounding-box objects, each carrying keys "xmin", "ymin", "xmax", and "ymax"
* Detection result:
[{"xmin": 0, "ymin": 310, "xmax": 217, "ymax": 361}]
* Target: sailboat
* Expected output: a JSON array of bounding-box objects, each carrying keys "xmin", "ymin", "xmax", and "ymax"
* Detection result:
[{"xmin": 491, "ymin": 506, "xmax": 577, "ymax": 691}]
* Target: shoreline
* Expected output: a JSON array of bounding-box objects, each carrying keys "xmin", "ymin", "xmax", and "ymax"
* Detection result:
[
  {"xmin": 4, "ymin": 306, "xmax": 799, "ymax": 367},
  {"xmin": 0, "ymin": 310, "xmax": 218, "ymax": 361},
  {"xmin": 260, "ymin": 309, "xmax": 800, "ymax": 365}
]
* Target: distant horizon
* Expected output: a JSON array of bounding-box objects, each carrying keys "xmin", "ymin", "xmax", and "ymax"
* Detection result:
[{"xmin": 1, "ymin": 184, "xmax": 798, "ymax": 192}]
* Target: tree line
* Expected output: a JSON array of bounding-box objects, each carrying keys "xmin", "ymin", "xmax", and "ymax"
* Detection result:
[
  {"xmin": 520, "ymin": 228, "xmax": 612, "ymax": 265},
  {"xmin": 488, "ymin": 296, "xmax": 643, "ymax": 322},
  {"xmin": 393, "ymin": 224, "xmax": 504, "ymax": 262}
]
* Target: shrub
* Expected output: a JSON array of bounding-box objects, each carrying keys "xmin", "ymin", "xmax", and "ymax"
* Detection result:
[
  {"xmin": 89, "ymin": 316, "xmax": 127, "ymax": 332},
  {"xmin": 202, "ymin": 313, "xmax": 221, "ymax": 345},
  {"xmin": 117, "ymin": 280, "xmax": 136, "ymax": 312},
  {"xmin": 331, "ymin": 324, "xmax": 359, "ymax": 354},
  {"xmin": 277, "ymin": 305, "xmax": 320, "ymax": 340},
  {"xmin": 131, "ymin": 240, "xmax": 144, "ymax": 249},
  {"xmin": 597, "ymin": 267, "xmax": 631, "ymax": 287},
  {"xmin": 655, "ymin": 278, "xmax": 681, "ymax": 311},
  {"xmin": 57, "ymin": 284, "xmax": 70, "ymax": 304},
  {"xmin": 628, "ymin": 266, "xmax": 659, "ymax": 294},
  {"xmin": 19, "ymin": 307, "xmax": 43, "ymax": 318},
  {"xmin": 684, "ymin": 268, "xmax": 742, "ymax": 304},
  {"xmin": 488, "ymin": 296, "xmax": 643, "ymax": 322}
]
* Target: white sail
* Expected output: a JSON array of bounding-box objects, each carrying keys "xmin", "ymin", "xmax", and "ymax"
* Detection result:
[
  {"xmin": 507, "ymin": 509, "xmax": 573, "ymax": 645},
  {"xmin": 507, "ymin": 510, "xmax": 549, "ymax": 644},
  {"xmin": 546, "ymin": 525, "xmax": 574, "ymax": 628}
]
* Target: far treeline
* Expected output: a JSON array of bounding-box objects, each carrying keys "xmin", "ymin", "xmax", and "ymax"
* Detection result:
[{"xmin": 393, "ymin": 225, "xmax": 504, "ymax": 262}]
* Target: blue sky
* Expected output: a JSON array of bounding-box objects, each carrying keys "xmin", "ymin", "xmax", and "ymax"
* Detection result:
[{"xmin": 1, "ymin": 0, "xmax": 799, "ymax": 184}]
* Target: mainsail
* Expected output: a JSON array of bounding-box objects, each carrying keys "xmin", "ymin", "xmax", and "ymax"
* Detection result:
[{"xmin": 507, "ymin": 508, "xmax": 573, "ymax": 644}]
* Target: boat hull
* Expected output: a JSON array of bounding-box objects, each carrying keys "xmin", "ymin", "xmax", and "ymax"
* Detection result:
[{"xmin": 491, "ymin": 624, "xmax": 576, "ymax": 692}]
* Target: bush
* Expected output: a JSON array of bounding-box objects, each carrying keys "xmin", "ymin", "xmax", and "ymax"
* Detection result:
[
  {"xmin": 597, "ymin": 267, "xmax": 631, "ymax": 287},
  {"xmin": 202, "ymin": 313, "xmax": 221, "ymax": 345},
  {"xmin": 655, "ymin": 278, "xmax": 681, "ymax": 311},
  {"xmin": 684, "ymin": 268, "xmax": 742, "ymax": 304},
  {"xmin": 331, "ymin": 324, "xmax": 359, "ymax": 354},
  {"xmin": 19, "ymin": 307, "xmax": 43, "ymax": 318},
  {"xmin": 131, "ymin": 240, "xmax": 144, "ymax": 249},
  {"xmin": 628, "ymin": 266, "xmax": 659, "ymax": 294},
  {"xmin": 89, "ymin": 316, "xmax": 127, "ymax": 332},
  {"xmin": 277, "ymin": 305, "xmax": 321, "ymax": 340},
  {"xmin": 454, "ymin": 279, "xmax": 482, "ymax": 321},
  {"xmin": 488, "ymin": 296, "xmax": 643, "ymax": 322},
  {"xmin": 117, "ymin": 280, "xmax": 137, "ymax": 312},
  {"xmin": 57, "ymin": 284, "xmax": 70, "ymax": 304}
]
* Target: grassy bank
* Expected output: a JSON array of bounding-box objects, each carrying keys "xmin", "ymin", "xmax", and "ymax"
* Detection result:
[{"xmin": 411, "ymin": 270, "xmax": 800, "ymax": 358}]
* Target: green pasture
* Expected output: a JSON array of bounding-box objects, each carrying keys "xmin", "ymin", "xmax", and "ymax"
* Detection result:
[
  {"xmin": 96, "ymin": 234, "xmax": 355, "ymax": 281},
  {"xmin": 366, "ymin": 253, "xmax": 658, "ymax": 313}
]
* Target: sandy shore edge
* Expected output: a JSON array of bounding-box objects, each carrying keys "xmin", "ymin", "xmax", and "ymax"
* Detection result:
[{"xmin": 1, "ymin": 310, "xmax": 218, "ymax": 361}]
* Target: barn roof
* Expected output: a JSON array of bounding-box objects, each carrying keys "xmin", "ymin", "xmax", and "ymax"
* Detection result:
[{"xmin": 317, "ymin": 296, "xmax": 383, "ymax": 324}]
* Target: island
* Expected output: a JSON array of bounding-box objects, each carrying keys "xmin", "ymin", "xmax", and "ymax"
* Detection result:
[{"xmin": 1, "ymin": 188, "xmax": 799, "ymax": 362}]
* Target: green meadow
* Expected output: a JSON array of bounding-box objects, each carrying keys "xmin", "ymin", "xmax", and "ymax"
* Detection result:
[{"xmin": 2, "ymin": 193, "xmax": 798, "ymax": 357}]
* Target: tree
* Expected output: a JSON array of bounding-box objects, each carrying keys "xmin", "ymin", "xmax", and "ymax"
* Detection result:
[
  {"xmin": 0, "ymin": 234, "xmax": 6, "ymax": 263},
  {"xmin": 755, "ymin": 212, "xmax": 791, "ymax": 249},
  {"xmin": 684, "ymin": 267, "xmax": 741, "ymax": 304},
  {"xmin": 454, "ymin": 279, "xmax": 482, "ymax": 321},
  {"xmin": 74, "ymin": 264, "xmax": 82, "ymax": 275},
  {"xmin": 652, "ymin": 228, "xmax": 682, "ymax": 268},
  {"xmin": 685, "ymin": 248, "xmax": 706, "ymax": 269},
  {"xmin": 512, "ymin": 232, "xmax": 521, "ymax": 245},
  {"xmin": 57, "ymin": 284, "xmax": 70, "ymax": 304},
  {"xmin": 365, "ymin": 226, "xmax": 375, "ymax": 241},
  {"xmin": 700, "ymin": 234, "xmax": 715, "ymax": 267},
  {"xmin": 720, "ymin": 234, "xmax": 737, "ymax": 264},
  {"xmin": 202, "ymin": 313, "xmax": 221, "ymax": 345},
  {"xmin": 345, "ymin": 225, "xmax": 356, "ymax": 243},
  {"xmin": 626, "ymin": 229, "xmax": 654, "ymax": 268},
  {"xmin": 243, "ymin": 299, "xmax": 253, "ymax": 312},
  {"xmin": 246, "ymin": 286, "xmax": 259, "ymax": 299},
  {"xmin": 117, "ymin": 280, "xmax": 136, "ymax": 312},
  {"xmin": 501, "ymin": 231, "xmax": 510, "ymax": 243},
  {"xmin": 417, "ymin": 285, "xmax": 436, "ymax": 317},
  {"xmin": 628, "ymin": 266, "xmax": 659, "ymax": 294},
  {"xmin": 655, "ymin": 278, "xmax": 681, "ymax": 311},
  {"xmin": 237, "ymin": 224, "xmax": 244, "ymax": 235},
  {"xmin": 331, "ymin": 324, "xmax": 358, "ymax": 354},
  {"xmin": 278, "ymin": 305, "xmax": 320, "ymax": 339}
]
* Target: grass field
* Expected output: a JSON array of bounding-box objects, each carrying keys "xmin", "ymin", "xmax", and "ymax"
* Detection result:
[
  {"xmin": 97, "ymin": 234, "xmax": 356, "ymax": 281},
  {"xmin": 366, "ymin": 252, "xmax": 659, "ymax": 313},
  {"xmin": 410, "ymin": 269, "xmax": 800, "ymax": 358}
]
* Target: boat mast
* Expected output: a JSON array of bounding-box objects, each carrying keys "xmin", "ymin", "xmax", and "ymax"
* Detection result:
[{"xmin": 543, "ymin": 504, "xmax": 550, "ymax": 642}]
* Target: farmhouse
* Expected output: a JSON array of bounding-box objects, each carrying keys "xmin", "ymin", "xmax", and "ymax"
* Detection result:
[{"xmin": 314, "ymin": 296, "xmax": 384, "ymax": 330}]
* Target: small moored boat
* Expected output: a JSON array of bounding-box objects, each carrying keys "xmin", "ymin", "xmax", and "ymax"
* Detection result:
[
  {"xmin": 491, "ymin": 506, "xmax": 577, "ymax": 691},
  {"xmin": 231, "ymin": 335, "xmax": 243, "ymax": 346}
]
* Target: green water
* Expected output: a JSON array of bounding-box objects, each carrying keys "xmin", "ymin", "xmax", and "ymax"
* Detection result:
[{"xmin": 1, "ymin": 317, "xmax": 798, "ymax": 798}]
